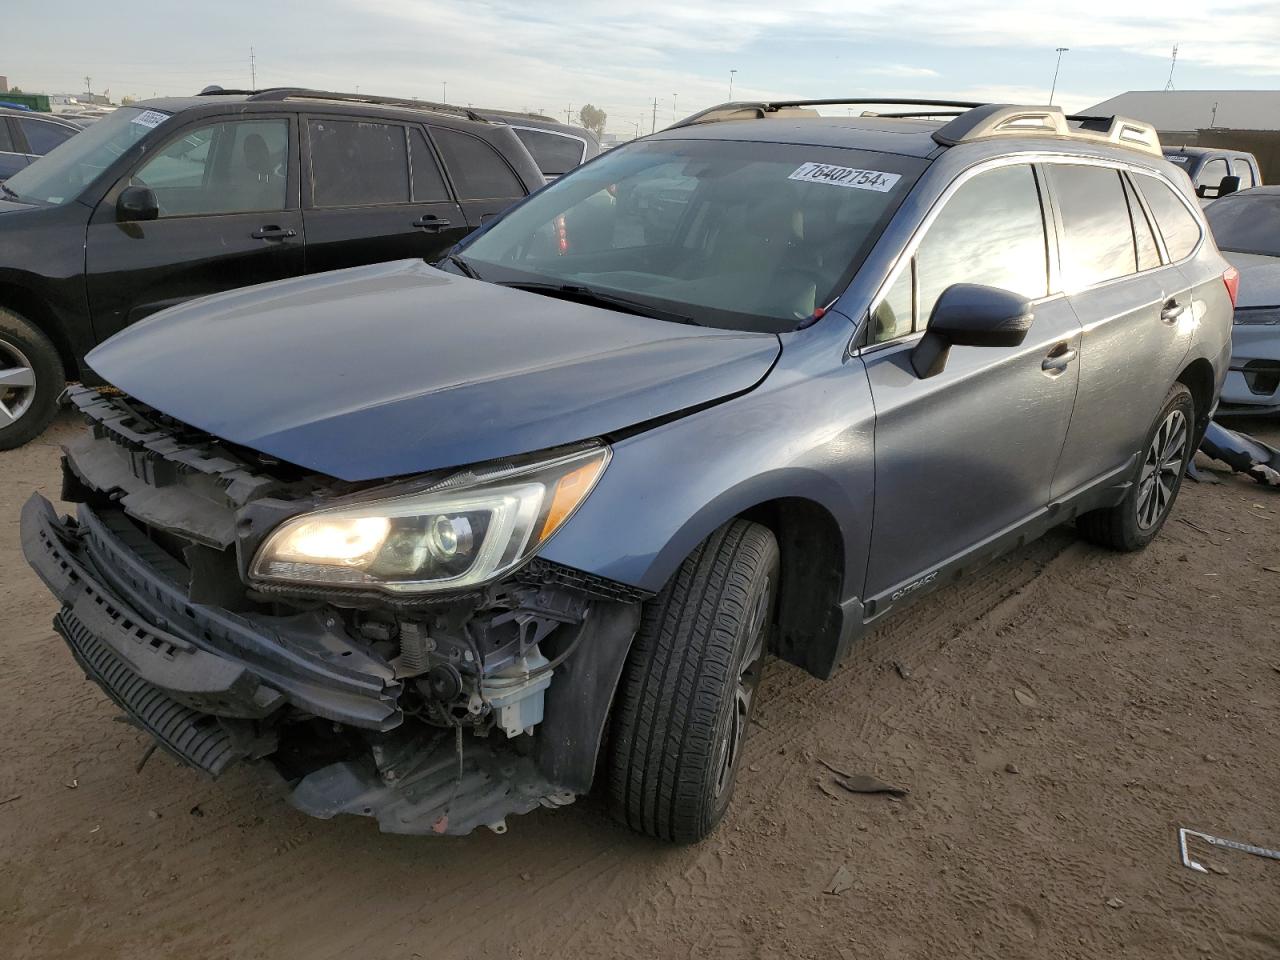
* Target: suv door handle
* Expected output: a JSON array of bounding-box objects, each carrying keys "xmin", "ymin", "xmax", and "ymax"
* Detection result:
[
  {"xmin": 251, "ymin": 225, "xmax": 297, "ymax": 240},
  {"xmin": 1041, "ymin": 346, "xmax": 1077, "ymax": 373},
  {"xmin": 412, "ymin": 215, "xmax": 452, "ymax": 231},
  {"xmin": 1160, "ymin": 300, "xmax": 1187, "ymax": 325}
]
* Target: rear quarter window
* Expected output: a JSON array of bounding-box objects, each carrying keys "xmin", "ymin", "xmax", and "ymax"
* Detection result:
[
  {"xmin": 430, "ymin": 127, "xmax": 525, "ymax": 200},
  {"xmin": 1134, "ymin": 173, "xmax": 1202, "ymax": 261},
  {"xmin": 513, "ymin": 128, "xmax": 586, "ymax": 176}
]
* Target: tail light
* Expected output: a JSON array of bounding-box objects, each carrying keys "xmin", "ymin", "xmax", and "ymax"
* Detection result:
[{"xmin": 1223, "ymin": 265, "xmax": 1240, "ymax": 308}]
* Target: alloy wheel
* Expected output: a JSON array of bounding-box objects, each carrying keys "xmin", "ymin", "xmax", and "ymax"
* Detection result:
[
  {"xmin": 0, "ymin": 338, "xmax": 37, "ymax": 428},
  {"xmin": 1136, "ymin": 408, "xmax": 1188, "ymax": 530}
]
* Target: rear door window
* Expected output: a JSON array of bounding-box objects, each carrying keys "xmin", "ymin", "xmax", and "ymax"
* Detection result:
[
  {"xmin": 1047, "ymin": 165, "xmax": 1137, "ymax": 290},
  {"xmin": 430, "ymin": 126, "xmax": 524, "ymax": 200},
  {"xmin": 18, "ymin": 117, "xmax": 74, "ymax": 154},
  {"xmin": 1232, "ymin": 159, "xmax": 1255, "ymax": 189},
  {"xmin": 0, "ymin": 119, "xmax": 15, "ymax": 153},
  {"xmin": 309, "ymin": 119, "xmax": 410, "ymax": 207},
  {"xmin": 409, "ymin": 128, "xmax": 450, "ymax": 203},
  {"xmin": 1134, "ymin": 173, "xmax": 1202, "ymax": 261},
  {"xmin": 512, "ymin": 128, "xmax": 586, "ymax": 176}
]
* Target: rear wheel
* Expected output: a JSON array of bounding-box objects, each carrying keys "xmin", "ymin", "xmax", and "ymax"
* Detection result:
[
  {"xmin": 607, "ymin": 519, "xmax": 779, "ymax": 843},
  {"xmin": 1077, "ymin": 382, "xmax": 1194, "ymax": 551},
  {"xmin": 0, "ymin": 308, "xmax": 64, "ymax": 450}
]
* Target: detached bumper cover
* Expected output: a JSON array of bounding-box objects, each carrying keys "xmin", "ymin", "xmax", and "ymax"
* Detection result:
[{"xmin": 21, "ymin": 494, "xmax": 403, "ymax": 773}]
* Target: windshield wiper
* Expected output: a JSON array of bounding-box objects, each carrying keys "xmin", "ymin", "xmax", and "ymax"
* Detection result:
[
  {"xmin": 0, "ymin": 182, "xmax": 23, "ymax": 202},
  {"xmin": 444, "ymin": 254, "xmax": 482, "ymax": 281},
  {"xmin": 498, "ymin": 281, "xmax": 698, "ymax": 326}
]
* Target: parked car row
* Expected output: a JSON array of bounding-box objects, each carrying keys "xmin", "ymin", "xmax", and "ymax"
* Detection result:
[{"xmin": 17, "ymin": 95, "xmax": 1236, "ymax": 844}]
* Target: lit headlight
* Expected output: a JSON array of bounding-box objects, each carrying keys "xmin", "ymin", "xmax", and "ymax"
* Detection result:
[{"xmin": 250, "ymin": 445, "xmax": 609, "ymax": 594}]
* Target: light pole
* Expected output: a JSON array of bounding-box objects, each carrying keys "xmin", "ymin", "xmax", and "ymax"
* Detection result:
[
  {"xmin": 673, "ymin": 92, "xmax": 678, "ymax": 121},
  {"xmin": 1048, "ymin": 47, "xmax": 1068, "ymax": 106},
  {"xmin": 729, "ymin": 69, "xmax": 737, "ymax": 99},
  {"xmin": 442, "ymin": 80, "xmax": 448, "ymax": 102}
]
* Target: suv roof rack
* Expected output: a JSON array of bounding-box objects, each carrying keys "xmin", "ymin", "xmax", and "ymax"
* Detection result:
[
  {"xmin": 196, "ymin": 86, "xmax": 487, "ymax": 122},
  {"xmin": 670, "ymin": 98, "xmax": 1162, "ymax": 157}
]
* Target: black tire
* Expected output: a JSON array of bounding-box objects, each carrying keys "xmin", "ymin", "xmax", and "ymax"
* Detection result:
[
  {"xmin": 1077, "ymin": 381, "xmax": 1194, "ymax": 552},
  {"xmin": 607, "ymin": 519, "xmax": 779, "ymax": 843},
  {"xmin": 0, "ymin": 308, "xmax": 65, "ymax": 451}
]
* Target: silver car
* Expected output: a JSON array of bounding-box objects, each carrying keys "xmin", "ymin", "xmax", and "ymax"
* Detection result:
[{"xmin": 1206, "ymin": 187, "xmax": 1280, "ymax": 415}]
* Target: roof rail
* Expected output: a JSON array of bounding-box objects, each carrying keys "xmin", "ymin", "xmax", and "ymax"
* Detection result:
[
  {"xmin": 202, "ymin": 87, "xmax": 487, "ymax": 122},
  {"xmin": 931, "ymin": 104, "xmax": 1161, "ymax": 156},
  {"xmin": 670, "ymin": 97, "xmax": 1163, "ymax": 158}
]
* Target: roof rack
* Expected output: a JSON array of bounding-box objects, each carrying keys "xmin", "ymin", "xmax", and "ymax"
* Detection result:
[
  {"xmin": 670, "ymin": 98, "xmax": 1162, "ymax": 157},
  {"xmin": 196, "ymin": 86, "xmax": 487, "ymax": 122}
]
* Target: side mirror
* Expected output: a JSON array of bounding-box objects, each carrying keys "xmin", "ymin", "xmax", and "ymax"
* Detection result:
[
  {"xmin": 117, "ymin": 184, "xmax": 158, "ymax": 222},
  {"xmin": 911, "ymin": 283, "xmax": 1034, "ymax": 379},
  {"xmin": 1217, "ymin": 175, "xmax": 1241, "ymax": 198}
]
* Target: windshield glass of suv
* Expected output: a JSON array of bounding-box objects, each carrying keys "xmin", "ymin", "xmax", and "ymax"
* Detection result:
[
  {"xmin": 1206, "ymin": 193, "xmax": 1280, "ymax": 258},
  {"xmin": 4, "ymin": 107, "xmax": 163, "ymax": 205},
  {"xmin": 459, "ymin": 138, "xmax": 925, "ymax": 332}
]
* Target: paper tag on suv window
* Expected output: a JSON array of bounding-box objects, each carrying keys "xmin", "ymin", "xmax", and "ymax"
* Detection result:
[
  {"xmin": 789, "ymin": 162, "xmax": 900, "ymax": 192},
  {"xmin": 130, "ymin": 110, "xmax": 169, "ymax": 129}
]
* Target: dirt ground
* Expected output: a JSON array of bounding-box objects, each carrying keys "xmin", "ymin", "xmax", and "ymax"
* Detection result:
[{"xmin": 1, "ymin": 410, "xmax": 1278, "ymax": 960}]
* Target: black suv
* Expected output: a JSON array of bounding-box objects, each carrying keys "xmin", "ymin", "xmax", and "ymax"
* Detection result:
[{"xmin": 0, "ymin": 88, "xmax": 544, "ymax": 448}]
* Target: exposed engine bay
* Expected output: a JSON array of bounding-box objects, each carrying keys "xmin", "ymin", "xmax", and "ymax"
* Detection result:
[{"xmin": 22, "ymin": 388, "xmax": 645, "ymax": 835}]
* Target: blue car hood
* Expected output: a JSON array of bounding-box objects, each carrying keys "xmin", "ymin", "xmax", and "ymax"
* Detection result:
[{"xmin": 87, "ymin": 259, "xmax": 781, "ymax": 481}]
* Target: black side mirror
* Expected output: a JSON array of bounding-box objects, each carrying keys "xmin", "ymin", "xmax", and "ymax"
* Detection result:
[
  {"xmin": 117, "ymin": 184, "xmax": 159, "ymax": 222},
  {"xmin": 1217, "ymin": 175, "xmax": 1241, "ymax": 198},
  {"xmin": 911, "ymin": 283, "xmax": 1034, "ymax": 379}
]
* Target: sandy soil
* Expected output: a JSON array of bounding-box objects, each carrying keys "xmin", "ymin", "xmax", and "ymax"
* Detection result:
[{"xmin": 1, "ymin": 410, "xmax": 1277, "ymax": 960}]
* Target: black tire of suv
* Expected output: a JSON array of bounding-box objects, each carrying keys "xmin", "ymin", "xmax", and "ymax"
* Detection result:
[
  {"xmin": 1077, "ymin": 381, "xmax": 1195, "ymax": 552},
  {"xmin": 607, "ymin": 519, "xmax": 779, "ymax": 844},
  {"xmin": 0, "ymin": 308, "xmax": 65, "ymax": 451}
]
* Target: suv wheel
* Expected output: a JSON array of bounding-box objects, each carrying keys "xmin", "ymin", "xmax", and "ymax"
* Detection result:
[
  {"xmin": 1077, "ymin": 381, "xmax": 1194, "ymax": 551},
  {"xmin": 607, "ymin": 519, "xmax": 778, "ymax": 843},
  {"xmin": 0, "ymin": 308, "xmax": 65, "ymax": 450}
]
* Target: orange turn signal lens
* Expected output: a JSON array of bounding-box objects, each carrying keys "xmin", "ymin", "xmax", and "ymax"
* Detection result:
[{"xmin": 538, "ymin": 455, "xmax": 606, "ymax": 542}]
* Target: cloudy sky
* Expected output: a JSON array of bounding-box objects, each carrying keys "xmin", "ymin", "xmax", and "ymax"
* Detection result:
[{"xmin": 6, "ymin": 0, "xmax": 1277, "ymax": 134}]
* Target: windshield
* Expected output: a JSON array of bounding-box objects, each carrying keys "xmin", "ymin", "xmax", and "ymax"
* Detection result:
[
  {"xmin": 458, "ymin": 138, "xmax": 925, "ymax": 332},
  {"xmin": 1206, "ymin": 192, "xmax": 1280, "ymax": 257},
  {"xmin": 4, "ymin": 107, "xmax": 165, "ymax": 206}
]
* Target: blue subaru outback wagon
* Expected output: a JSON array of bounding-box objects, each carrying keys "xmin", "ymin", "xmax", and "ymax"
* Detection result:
[{"xmin": 21, "ymin": 98, "xmax": 1234, "ymax": 842}]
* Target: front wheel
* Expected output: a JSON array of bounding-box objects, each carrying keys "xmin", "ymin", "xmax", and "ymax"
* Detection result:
[
  {"xmin": 1077, "ymin": 381, "xmax": 1194, "ymax": 551},
  {"xmin": 607, "ymin": 519, "xmax": 779, "ymax": 843},
  {"xmin": 0, "ymin": 308, "xmax": 65, "ymax": 450}
]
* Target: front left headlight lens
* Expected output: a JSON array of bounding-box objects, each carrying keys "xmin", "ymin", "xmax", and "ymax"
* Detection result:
[{"xmin": 250, "ymin": 445, "xmax": 609, "ymax": 594}]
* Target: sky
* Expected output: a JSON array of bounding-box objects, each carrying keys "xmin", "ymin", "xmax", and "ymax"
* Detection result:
[{"xmin": 5, "ymin": 0, "xmax": 1278, "ymax": 136}]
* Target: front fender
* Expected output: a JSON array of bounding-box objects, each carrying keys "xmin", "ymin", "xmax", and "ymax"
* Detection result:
[{"xmin": 540, "ymin": 317, "xmax": 875, "ymax": 601}]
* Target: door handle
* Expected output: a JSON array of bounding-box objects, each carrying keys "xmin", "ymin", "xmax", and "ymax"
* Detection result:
[
  {"xmin": 251, "ymin": 225, "xmax": 297, "ymax": 240},
  {"xmin": 412, "ymin": 216, "xmax": 452, "ymax": 231},
  {"xmin": 1041, "ymin": 346, "xmax": 1077, "ymax": 373},
  {"xmin": 1160, "ymin": 300, "xmax": 1187, "ymax": 325}
]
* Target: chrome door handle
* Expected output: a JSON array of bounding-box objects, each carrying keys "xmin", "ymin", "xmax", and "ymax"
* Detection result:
[{"xmin": 1042, "ymin": 348, "xmax": 1077, "ymax": 373}]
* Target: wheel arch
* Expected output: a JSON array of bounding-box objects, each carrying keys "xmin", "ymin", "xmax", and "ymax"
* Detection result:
[
  {"xmin": 1176, "ymin": 356, "xmax": 1215, "ymax": 446},
  {"xmin": 0, "ymin": 281, "xmax": 79, "ymax": 379}
]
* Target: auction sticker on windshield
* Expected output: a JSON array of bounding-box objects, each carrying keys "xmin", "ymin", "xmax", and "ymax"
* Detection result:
[
  {"xmin": 130, "ymin": 110, "xmax": 169, "ymax": 129},
  {"xmin": 789, "ymin": 162, "xmax": 900, "ymax": 192}
]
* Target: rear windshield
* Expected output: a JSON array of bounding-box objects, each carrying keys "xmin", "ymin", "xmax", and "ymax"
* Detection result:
[
  {"xmin": 1205, "ymin": 192, "xmax": 1280, "ymax": 258},
  {"xmin": 3, "ymin": 106, "xmax": 164, "ymax": 206},
  {"xmin": 457, "ymin": 138, "xmax": 926, "ymax": 333}
]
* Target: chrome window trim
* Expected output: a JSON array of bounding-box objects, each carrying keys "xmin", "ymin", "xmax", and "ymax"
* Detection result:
[
  {"xmin": 858, "ymin": 152, "xmax": 1204, "ymax": 353},
  {"xmin": 506, "ymin": 124, "xmax": 589, "ymax": 166}
]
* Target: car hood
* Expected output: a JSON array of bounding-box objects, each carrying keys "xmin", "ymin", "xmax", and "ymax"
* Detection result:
[
  {"xmin": 1224, "ymin": 251, "xmax": 1280, "ymax": 308},
  {"xmin": 87, "ymin": 259, "xmax": 781, "ymax": 481}
]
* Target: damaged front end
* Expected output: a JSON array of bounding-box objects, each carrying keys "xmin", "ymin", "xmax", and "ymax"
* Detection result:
[{"xmin": 21, "ymin": 388, "xmax": 645, "ymax": 836}]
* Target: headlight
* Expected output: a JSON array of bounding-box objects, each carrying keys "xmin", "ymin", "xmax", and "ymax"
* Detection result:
[
  {"xmin": 1234, "ymin": 306, "xmax": 1280, "ymax": 325},
  {"xmin": 250, "ymin": 445, "xmax": 609, "ymax": 594}
]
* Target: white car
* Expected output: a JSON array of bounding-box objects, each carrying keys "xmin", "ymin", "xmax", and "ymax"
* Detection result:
[{"xmin": 1206, "ymin": 187, "xmax": 1280, "ymax": 416}]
